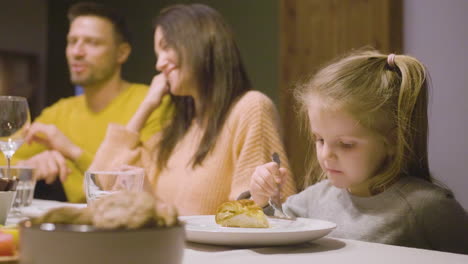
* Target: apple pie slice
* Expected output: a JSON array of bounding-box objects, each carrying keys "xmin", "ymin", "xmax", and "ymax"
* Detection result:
[{"xmin": 215, "ymin": 200, "xmax": 269, "ymax": 228}]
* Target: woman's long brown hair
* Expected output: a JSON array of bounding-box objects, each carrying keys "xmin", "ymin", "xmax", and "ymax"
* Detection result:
[{"xmin": 154, "ymin": 4, "xmax": 251, "ymax": 170}]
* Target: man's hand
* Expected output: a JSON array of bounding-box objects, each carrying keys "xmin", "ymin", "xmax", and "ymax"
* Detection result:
[
  {"xmin": 17, "ymin": 150, "xmax": 71, "ymax": 183},
  {"xmin": 24, "ymin": 122, "xmax": 83, "ymax": 161}
]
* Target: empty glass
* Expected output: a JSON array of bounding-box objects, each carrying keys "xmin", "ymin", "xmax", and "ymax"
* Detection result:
[{"xmin": 85, "ymin": 168, "xmax": 145, "ymax": 205}]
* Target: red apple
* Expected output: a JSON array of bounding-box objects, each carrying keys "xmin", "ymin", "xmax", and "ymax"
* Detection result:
[{"xmin": 0, "ymin": 231, "xmax": 15, "ymax": 256}]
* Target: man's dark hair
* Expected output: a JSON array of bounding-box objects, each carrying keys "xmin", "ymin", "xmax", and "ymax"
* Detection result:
[{"xmin": 68, "ymin": 2, "xmax": 131, "ymax": 44}]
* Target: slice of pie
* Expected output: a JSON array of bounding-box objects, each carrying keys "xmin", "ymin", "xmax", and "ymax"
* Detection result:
[{"xmin": 215, "ymin": 199, "xmax": 269, "ymax": 228}]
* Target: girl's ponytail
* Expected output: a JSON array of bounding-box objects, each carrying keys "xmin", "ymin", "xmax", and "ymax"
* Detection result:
[{"xmin": 390, "ymin": 54, "xmax": 431, "ymax": 182}]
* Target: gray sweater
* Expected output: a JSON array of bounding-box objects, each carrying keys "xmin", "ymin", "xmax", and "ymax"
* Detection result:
[{"xmin": 283, "ymin": 176, "xmax": 468, "ymax": 254}]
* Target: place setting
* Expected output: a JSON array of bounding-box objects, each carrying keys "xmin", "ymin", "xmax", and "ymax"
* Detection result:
[
  {"xmin": 180, "ymin": 198, "xmax": 336, "ymax": 247},
  {"xmin": 0, "ymin": 164, "xmax": 184, "ymax": 264}
]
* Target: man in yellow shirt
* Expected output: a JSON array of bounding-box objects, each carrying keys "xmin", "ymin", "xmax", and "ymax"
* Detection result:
[{"xmin": 1, "ymin": 2, "xmax": 172, "ymax": 203}]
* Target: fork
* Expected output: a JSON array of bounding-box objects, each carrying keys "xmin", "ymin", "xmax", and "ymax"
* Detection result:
[{"xmin": 268, "ymin": 153, "xmax": 295, "ymax": 220}]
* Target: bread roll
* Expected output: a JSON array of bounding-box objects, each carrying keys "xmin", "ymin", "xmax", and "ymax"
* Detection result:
[
  {"xmin": 32, "ymin": 207, "xmax": 92, "ymax": 225},
  {"xmin": 32, "ymin": 191, "xmax": 179, "ymax": 229},
  {"xmin": 91, "ymin": 191, "xmax": 156, "ymax": 229}
]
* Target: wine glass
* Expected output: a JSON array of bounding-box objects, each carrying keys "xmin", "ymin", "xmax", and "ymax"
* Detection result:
[{"xmin": 0, "ymin": 96, "xmax": 31, "ymax": 178}]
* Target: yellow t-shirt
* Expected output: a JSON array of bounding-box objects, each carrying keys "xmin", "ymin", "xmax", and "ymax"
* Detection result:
[{"xmin": 1, "ymin": 83, "xmax": 173, "ymax": 203}]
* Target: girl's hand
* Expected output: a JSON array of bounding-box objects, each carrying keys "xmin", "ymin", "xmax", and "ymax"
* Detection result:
[{"xmin": 250, "ymin": 162, "xmax": 289, "ymax": 207}]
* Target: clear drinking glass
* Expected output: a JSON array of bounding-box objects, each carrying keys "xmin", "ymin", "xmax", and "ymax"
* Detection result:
[
  {"xmin": 0, "ymin": 166, "xmax": 35, "ymax": 215},
  {"xmin": 85, "ymin": 168, "xmax": 145, "ymax": 205},
  {"xmin": 0, "ymin": 96, "xmax": 31, "ymax": 178}
]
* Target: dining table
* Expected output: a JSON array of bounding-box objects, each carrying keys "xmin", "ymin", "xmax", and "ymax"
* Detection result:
[{"xmin": 6, "ymin": 199, "xmax": 468, "ymax": 264}]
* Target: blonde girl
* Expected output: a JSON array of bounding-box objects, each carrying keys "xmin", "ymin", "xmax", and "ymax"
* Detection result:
[{"xmin": 250, "ymin": 50, "xmax": 468, "ymax": 254}]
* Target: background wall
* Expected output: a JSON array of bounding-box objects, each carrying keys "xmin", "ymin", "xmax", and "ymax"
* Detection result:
[
  {"xmin": 404, "ymin": 0, "xmax": 468, "ymax": 209},
  {"xmin": 0, "ymin": 0, "xmax": 47, "ymax": 117},
  {"xmin": 280, "ymin": 0, "xmax": 402, "ymax": 186}
]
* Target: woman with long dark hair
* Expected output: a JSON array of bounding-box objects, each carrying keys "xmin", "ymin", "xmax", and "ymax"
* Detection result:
[{"xmin": 90, "ymin": 4, "xmax": 296, "ymax": 215}]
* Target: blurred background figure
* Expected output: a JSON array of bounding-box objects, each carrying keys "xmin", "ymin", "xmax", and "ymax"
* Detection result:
[
  {"xmin": 1, "ymin": 2, "xmax": 172, "ymax": 203},
  {"xmin": 90, "ymin": 3, "xmax": 296, "ymax": 215}
]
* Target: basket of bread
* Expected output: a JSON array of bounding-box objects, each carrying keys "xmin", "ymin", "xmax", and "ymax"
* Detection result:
[{"xmin": 18, "ymin": 191, "xmax": 184, "ymax": 264}]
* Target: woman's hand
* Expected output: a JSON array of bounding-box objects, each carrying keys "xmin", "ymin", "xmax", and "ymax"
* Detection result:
[
  {"xmin": 127, "ymin": 74, "xmax": 169, "ymax": 133},
  {"xmin": 143, "ymin": 73, "xmax": 170, "ymax": 110},
  {"xmin": 250, "ymin": 162, "xmax": 289, "ymax": 207}
]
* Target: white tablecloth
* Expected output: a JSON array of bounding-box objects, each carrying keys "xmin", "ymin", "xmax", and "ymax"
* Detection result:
[
  {"xmin": 6, "ymin": 199, "xmax": 86, "ymax": 226},
  {"xmin": 183, "ymin": 238, "xmax": 468, "ymax": 264},
  {"xmin": 8, "ymin": 200, "xmax": 468, "ymax": 264}
]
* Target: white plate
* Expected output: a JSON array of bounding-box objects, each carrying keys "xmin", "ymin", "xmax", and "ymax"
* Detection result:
[
  {"xmin": 21, "ymin": 203, "xmax": 87, "ymax": 218},
  {"xmin": 179, "ymin": 215, "xmax": 336, "ymax": 246}
]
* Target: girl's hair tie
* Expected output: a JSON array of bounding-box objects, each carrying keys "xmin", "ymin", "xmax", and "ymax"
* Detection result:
[{"xmin": 387, "ymin": 53, "xmax": 396, "ymax": 69}]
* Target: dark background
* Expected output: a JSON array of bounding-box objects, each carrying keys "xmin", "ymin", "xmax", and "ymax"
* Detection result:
[{"xmin": 4, "ymin": 0, "xmax": 278, "ymax": 118}]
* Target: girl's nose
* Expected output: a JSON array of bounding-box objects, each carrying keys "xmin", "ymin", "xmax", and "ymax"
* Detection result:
[{"xmin": 321, "ymin": 143, "xmax": 335, "ymax": 160}]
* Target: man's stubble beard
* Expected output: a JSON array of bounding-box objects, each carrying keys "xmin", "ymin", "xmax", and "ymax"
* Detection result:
[{"xmin": 69, "ymin": 63, "xmax": 118, "ymax": 87}]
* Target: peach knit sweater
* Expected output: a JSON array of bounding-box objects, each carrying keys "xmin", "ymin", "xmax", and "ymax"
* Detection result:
[{"xmin": 90, "ymin": 91, "xmax": 296, "ymax": 215}]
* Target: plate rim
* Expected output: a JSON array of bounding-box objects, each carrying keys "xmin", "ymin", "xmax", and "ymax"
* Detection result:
[
  {"xmin": 179, "ymin": 215, "xmax": 337, "ymax": 246},
  {"xmin": 179, "ymin": 215, "xmax": 337, "ymax": 234}
]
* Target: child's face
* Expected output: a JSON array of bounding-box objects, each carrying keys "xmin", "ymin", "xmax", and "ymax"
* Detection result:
[{"xmin": 308, "ymin": 103, "xmax": 390, "ymax": 195}]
